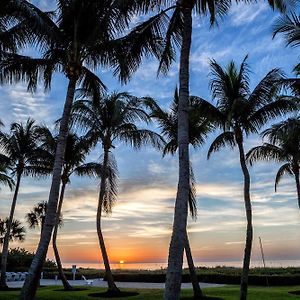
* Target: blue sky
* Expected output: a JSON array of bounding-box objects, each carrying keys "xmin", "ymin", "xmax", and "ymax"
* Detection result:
[{"xmin": 0, "ymin": 1, "xmax": 299, "ymax": 266}]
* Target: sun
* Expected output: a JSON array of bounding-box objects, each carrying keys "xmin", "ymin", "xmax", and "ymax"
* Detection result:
[{"xmin": 119, "ymin": 260, "xmax": 125, "ymax": 264}]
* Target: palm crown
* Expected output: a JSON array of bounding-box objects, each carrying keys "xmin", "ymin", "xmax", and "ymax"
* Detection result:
[
  {"xmin": 146, "ymin": 89, "xmax": 213, "ymax": 156},
  {"xmin": 38, "ymin": 128, "xmax": 100, "ymax": 184},
  {"xmin": 26, "ymin": 201, "xmax": 62, "ymax": 231},
  {"xmin": 247, "ymin": 117, "xmax": 300, "ymax": 192},
  {"xmin": 0, "ymin": 218, "xmax": 25, "ymax": 245},
  {"xmin": 0, "ymin": 0, "xmax": 165, "ymax": 92},
  {"xmin": 202, "ymin": 56, "xmax": 297, "ymax": 156},
  {"xmin": 0, "ymin": 119, "xmax": 52, "ymax": 178}
]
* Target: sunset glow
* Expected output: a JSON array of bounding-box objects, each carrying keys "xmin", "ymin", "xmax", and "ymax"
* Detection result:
[{"xmin": 1, "ymin": 0, "xmax": 300, "ymax": 271}]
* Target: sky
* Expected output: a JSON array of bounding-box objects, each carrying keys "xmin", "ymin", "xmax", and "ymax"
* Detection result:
[{"xmin": 0, "ymin": 1, "xmax": 300, "ymax": 268}]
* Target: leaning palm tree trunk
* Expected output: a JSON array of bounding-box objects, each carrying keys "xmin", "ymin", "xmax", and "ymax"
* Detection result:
[
  {"xmin": 53, "ymin": 182, "xmax": 73, "ymax": 291},
  {"xmin": 185, "ymin": 231, "xmax": 203, "ymax": 299},
  {"xmin": 20, "ymin": 78, "xmax": 77, "ymax": 300},
  {"xmin": 164, "ymin": 5, "xmax": 192, "ymax": 300},
  {"xmin": 293, "ymin": 163, "xmax": 300, "ymax": 210},
  {"xmin": 0, "ymin": 173, "xmax": 22, "ymax": 289},
  {"xmin": 97, "ymin": 149, "xmax": 119, "ymax": 293},
  {"xmin": 236, "ymin": 130, "xmax": 253, "ymax": 300}
]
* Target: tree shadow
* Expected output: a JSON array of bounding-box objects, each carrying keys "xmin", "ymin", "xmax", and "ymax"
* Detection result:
[
  {"xmin": 53, "ymin": 288, "xmax": 88, "ymax": 292},
  {"xmin": 88, "ymin": 291, "xmax": 139, "ymax": 298},
  {"xmin": 288, "ymin": 290, "xmax": 300, "ymax": 295}
]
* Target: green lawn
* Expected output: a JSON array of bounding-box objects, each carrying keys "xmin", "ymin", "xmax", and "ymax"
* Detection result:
[{"xmin": 1, "ymin": 286, "xmax": 300, "ymax": 299}]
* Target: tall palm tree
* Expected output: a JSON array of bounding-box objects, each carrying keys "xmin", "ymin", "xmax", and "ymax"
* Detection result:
[
  {"xmin": 0, "ymin": 118, "xmax": 51, "ymax": 289},
  {"xmin": 132, "ymin": 2, "xmax": 289, "ymax": 298},
  {"xmin": 72, "ymin": 92, "xmax": 163, "ymax": 295},
  {"xmin": 26, "ymin": 201, "xmax": 62, "ymax": 287},
  {"xmin": 0, "ymin": 218, "xmax": 25, "ymax": 245},
  {"xmin": 247, "ymin": 117, "xmax": 300, "ymax": 209},
  {"xmin": 146, "ymin": 90, "xmax": 214, "ymax": 299},
  {"xmin": 0, "ymin": 2, "xmax": 165, "ymax": 297},
  {"xmin": 39, "ymin": 128, "xmax": 100, "ymax": 291},
  {"xmin": 201, "ymin": 57, "xmax": 297, "ymax": 300}
]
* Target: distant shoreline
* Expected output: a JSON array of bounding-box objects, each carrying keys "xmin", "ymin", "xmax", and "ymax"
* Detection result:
[{"xmin": 42, "ymin": 265, "xmax": 300, "ymax": 286}]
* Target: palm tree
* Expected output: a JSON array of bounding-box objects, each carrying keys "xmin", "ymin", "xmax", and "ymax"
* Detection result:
[
  {"xmin": 39, "ymin": 128, "xmax": 100, "ymax": 291},
  {"xmin": 146, "ymin": 90, "xmax": 214, "ymax": 299},
  {"xmin": 72, "ymin": 92, "xmax": 163, "ymax": 295},
  {"xmin": 0, "ymin": 218, "xmax": 25, "ymax": 245},
  {"xmin": 132, "ymin": 2, "xmax": 289, "ymax": 298},
  {"xmin": 0, "ymin": 119, "xmax": 50, "ymax": 289},
  {"xmin": 25, "ymin": 201, "xmax": 61, "ymax": 287},
  {"xmin": 201, "ymin": 57, "xmax": 297, "ymax": 300},
  {"xmin": 247, "ymin": 117, "xmax": 300, "ymax": 209},
  {"xmin": 0, "ymin": 2, "xmax": 165, "ymax": 297}
]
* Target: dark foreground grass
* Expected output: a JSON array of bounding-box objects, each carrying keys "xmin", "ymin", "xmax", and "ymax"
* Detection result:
[{"xmin": 1, "ymin": 286, "xmax": 300, "ymax": 299}]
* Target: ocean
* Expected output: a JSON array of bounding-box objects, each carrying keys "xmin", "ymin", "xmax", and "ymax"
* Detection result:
[{"xmin": 64, "ymin": 260, "xmax": 300, "ymax": 270}]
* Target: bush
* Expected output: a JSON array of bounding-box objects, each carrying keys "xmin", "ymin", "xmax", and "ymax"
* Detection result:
[{"xmin": 0, "ymin": 248, "xmax": 56, "ymax": 272}]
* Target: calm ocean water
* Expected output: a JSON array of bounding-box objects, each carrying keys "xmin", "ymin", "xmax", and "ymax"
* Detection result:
[{"xmin": 64, "ymin": 260, "xmax": 300, "ymax": 270}]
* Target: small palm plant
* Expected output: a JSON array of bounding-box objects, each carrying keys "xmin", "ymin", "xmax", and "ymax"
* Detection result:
[
  {"xmin": 146, "ymin": 89, "xmax": 214, "ymax": 299},
  {"xmin": 200, "ymin": 57, "xmax": 298, "ymax": 300},
  {"xmin": 0, "ymin": 218, "xmax": 25, "ymax": 245},
  {"xmin": 72, "ymin": 91, "xmax": 163, "ymax": 294},
  {"xmin": 39, "ymin": 128, "xmax": 100, "ymax": 290},
  {"xmin": 247, "ymin": 117, "xmax": 300, "ymax": 209},
  {"xmin": 0, "ymin": 119, "xmax": 51, "ymax": 289}
]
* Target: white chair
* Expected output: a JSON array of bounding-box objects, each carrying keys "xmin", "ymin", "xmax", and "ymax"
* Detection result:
[
  {"xmin": 82, "ymin": 275, "xmax": 93, "ymax": 286},
  {"xmin": 11, "ymin": 272, "xmax": 18, "ymax": 281},
  {"xmin": 5, "ymin": 272, "xmax": 13, "ymax": 282},
  {"xmin": 19, "ymin": 273, "xmax": 26, "ymax": 281}
]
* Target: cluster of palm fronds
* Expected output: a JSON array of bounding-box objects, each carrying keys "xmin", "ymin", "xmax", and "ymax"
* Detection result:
[{"xmin": 0, "ymin": 1, "xmax": 300, "ymax": 300}]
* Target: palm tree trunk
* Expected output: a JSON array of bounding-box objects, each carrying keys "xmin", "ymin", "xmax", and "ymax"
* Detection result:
[
  {"xmin": 97, "ymin": 148, "xmax": 119, "ymax": 293},
  {"xmin": 164, "ymin": 4, "xmax": 192, "ymax": 300},
  {"xmin": 0, "ymin": 172, "xmax": 22, "ymax": 289},
  {"xmin": 293, "ymin": 163, "xmax": 300, "ymax": 210},
  {"xmin": 185, "ymin": 231, "xmax": 203, "ymax": 299},
  {"xmin": 53, "ymin": 181, "xmax": 73, "ymax": 290},
  {"xmin": 236, "ymin": 129, "xmax": 253, "ymax": 300},
  {"xmin": 20, "ymin": 77, "xmax": 77, "ymax": 300}
]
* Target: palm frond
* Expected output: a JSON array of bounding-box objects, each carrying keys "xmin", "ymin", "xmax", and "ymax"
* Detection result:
[
  {"xmin": 246, "ymin": 143, "xmax": 288, "ymax": 166},
  {"xmin": 273, "ymin": 13, "xmax": 300, "ymax": 47},
  {"xmin": 275, "ymin": 163, "xmax": 294, "ymax": 191},
  {"xmin": 207, "ymin": 131, "xmax": 236, "ymax": 159},
  {"xmin": 248, "ymin": 96, "xmax": 299, "ymax": 129}
]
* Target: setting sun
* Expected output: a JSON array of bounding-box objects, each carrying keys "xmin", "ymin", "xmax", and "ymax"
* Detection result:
[{"xmin": 119, "ymin": 260, "xmax": 125, "ymax": 264}]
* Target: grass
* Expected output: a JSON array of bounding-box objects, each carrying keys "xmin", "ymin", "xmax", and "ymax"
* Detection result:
[{"xmin": 1, "ymin": 286, "xmax": 300, "ymax": 299}]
